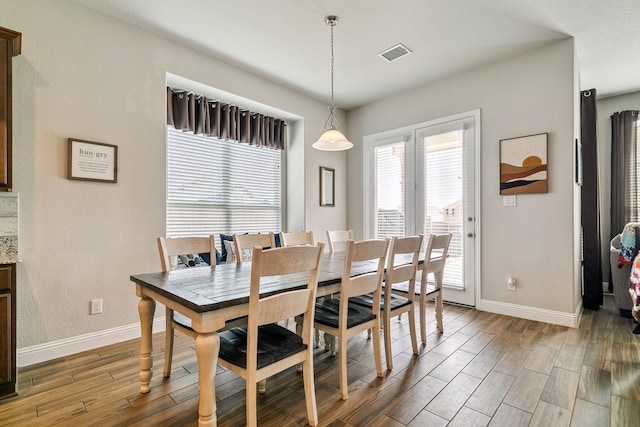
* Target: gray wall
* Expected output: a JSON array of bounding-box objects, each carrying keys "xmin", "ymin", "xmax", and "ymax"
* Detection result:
[
  {"xmin": 347, "ymin": 39, "xmax": 581, "ymax": 322},
  {"xmin": 2, "ymin": 0, "xmax": 348, "ymax": 353}
]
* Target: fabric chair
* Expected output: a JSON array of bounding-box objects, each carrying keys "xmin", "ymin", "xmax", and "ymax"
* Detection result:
[
  {"xmin": 351, "ymin": 235, "xmax": 423, "ymax": 370},
  {"xmin": 231, "ymin": 232, "xmax": 276, "ymax": 264},
  {"xmin": 281, "ymin": 231, "xmax": 314, "ymax": 247},
  {"xmin": 326, "ymin": 229, "xmax": 353, "ymax": 253},
  {"xmin": 156, "ymin": 236, "xmax": 217, "ymax": 378},
  {"xmin": 313, "ymin": 238, "xmax": 389, "ymax": 400},
  {"xmin": 217, "ymin": 244, "xmax": 323, "ymax": 426},
  {"xmin": 392, "ymin": 233, "xmax": 452, "ymax": 344}
]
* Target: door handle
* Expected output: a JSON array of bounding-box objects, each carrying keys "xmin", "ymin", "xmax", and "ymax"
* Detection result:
[{"xmin": 467, "ymin": 232, "xmax": 474, "ymax": 238}]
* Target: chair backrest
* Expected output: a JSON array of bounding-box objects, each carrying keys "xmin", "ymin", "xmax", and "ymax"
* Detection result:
[
  {"xmin": 248, "ymin": 244, "xmax": 323, "ymax": 328},
  {"xmin": 384, "ymin": 235, "xmax": 423, "ymax": 306},
  {"xmin": 326, "ymin": 229, "xmax": 354, "ymax": 253},
  {"xmin": 280, "ymin": 231, "xmax": 314, "ymax": 247},
  {"xmin": 157, "ymin": 236, "xmax": 217, "ymax": 272},
  {"xmin": 340, "ymin": 239, "xmax": 390, "ymax": 322},
  {"xmin": 419, "ymin": 233, "xmax": 453, "ymax": 290},
  {"xmin": 232, "ymin": 232, "xmax": 276, "ymax": 264}
]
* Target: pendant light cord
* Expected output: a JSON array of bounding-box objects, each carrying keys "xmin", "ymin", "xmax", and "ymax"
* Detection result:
[{"xmin": 325, "ymin": 16, "xmax": 340, "ymax": 131}]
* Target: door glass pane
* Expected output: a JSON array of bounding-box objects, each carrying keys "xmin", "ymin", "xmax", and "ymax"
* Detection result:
[
  {"xmin": 374, "ymin": 142, "xmax": 405, "ymax": 239},
  {"xmin": 424, "ymin": 130, "xmax": 464, "ymax": 288}
]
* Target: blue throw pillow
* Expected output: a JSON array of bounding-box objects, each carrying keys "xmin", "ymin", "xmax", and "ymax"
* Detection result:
[
  {"xmin": 198, "ymin": 248, "xmax": 221, "ymax": 266},
  {"xmin": 274, "ymin": 232, "xmax": 282, "ymax": 247},
  {"xmin": 219, "ymin": 233, "xmax": 234, "ymax": 262}
]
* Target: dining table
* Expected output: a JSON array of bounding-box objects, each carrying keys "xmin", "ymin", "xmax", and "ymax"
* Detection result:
[{"xmin": 130, "ymin": 250, "xmax": 434, "ymax": 427}]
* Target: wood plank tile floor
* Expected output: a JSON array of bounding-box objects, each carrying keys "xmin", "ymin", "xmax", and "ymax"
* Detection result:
[{"xmin": 1, "ymin": 294, "xmax": 638, "ymax": 426}]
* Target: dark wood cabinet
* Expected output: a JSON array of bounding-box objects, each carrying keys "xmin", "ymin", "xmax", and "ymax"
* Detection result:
[
  {"xmin": 0, "ymin": 264, "xmax": 16, "ymax": 400},
  {"xmin": 0, "ymin": 25, "xmax": 19, "ymax": 402},
  {"xmin": 0, "ymin": 27, "xmax": 21, "ymax": 192}
]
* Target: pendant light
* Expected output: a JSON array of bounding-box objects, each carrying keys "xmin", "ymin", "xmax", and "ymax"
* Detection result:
[{"xmin": 312, "ymin": 16, "xmax": 353, "ymax": 151}]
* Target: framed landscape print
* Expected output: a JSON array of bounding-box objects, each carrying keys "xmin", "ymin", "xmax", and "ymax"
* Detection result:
[{"xmin": 499, "ymin": 133, "xmax": 548, "ymax": 195}]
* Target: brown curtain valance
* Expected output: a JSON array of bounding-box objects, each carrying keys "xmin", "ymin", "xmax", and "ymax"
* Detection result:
[{"xmin": 166, "ymin": 86, "xmax": 286, "ymax": 150}]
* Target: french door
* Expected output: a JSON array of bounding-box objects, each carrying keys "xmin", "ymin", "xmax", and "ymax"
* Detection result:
[{"xmin": 365, "ymin": 110, "xmax": 479, "ymax": 306}]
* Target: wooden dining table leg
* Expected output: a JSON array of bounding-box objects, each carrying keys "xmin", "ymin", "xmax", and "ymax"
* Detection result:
[
  {"xmin": 138, "ymin": 295, "xmax": 155, "ymax": 393},
  {"xmin": 195, "ymin": 332, "xmax": 220, "ymax": 427}
]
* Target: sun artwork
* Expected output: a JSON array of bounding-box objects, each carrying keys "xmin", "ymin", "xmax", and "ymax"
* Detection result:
[{"xmin": 522, "ymin": 156, "xmax": 542, "ymax": 167}]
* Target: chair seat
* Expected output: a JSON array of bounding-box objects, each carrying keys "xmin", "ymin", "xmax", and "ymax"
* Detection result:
[
  {"xmin": 314, "ymin": 299, "xmax": 376, "ymax": 328},
  {"xmin": 391, "ymin": 281, "xmax": 439, "ymax": 296},
  {"xmin": 218, "ymin": 323, "xmax": 307, "ymax": 370},
  {"xmin": 350, "ymin": 291, "xmax": 412, "ymax": 311}
]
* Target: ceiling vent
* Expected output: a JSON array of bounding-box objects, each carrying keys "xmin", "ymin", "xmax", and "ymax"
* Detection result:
[{"xmin": 378, "ymin": 43, "xmax": 412, "ymax": 62}]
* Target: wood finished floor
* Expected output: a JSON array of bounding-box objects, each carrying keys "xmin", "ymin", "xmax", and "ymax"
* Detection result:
[{"xmin": 1, "ymin": 294, "xmax": 639, "ymax": 426}]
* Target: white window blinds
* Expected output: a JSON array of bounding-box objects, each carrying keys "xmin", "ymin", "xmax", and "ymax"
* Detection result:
[
  {"xmin": 373, "ymin": 141, "xmax": 406, "ymax": 238},
  {"xmin": 166, "ymin": 127, "xmax": 282, "ymax": 242}
]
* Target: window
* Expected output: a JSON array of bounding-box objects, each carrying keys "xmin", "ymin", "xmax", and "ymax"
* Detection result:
[{"xmin": 166, "ymin": 127, "xmax": 282, "ymax": 243}]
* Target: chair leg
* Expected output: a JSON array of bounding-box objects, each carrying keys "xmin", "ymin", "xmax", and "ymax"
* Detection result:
[
  {"xmin": 372, "ymin": 321, "xmax": 384, "ymax": 379},
  {"xmin": 314, "ymin": 329, "xmax": 320, "ymax": 348},
  {"xmin": 163, "ymin": 308, "xmax": 174, "ymax": 378},
  {"xmin": 246, "ymin": 382, "xmax": 258, "ymax": 426},
  {"xmin": 408, "ymin": 306, "xmax": 418, "ymax": 355},
  {"xmin": 435, "ymin": 293, "xmax": 444, "ymax": 333},
  {"xmin": 339, "ymin": 335, "xmax": 348, "ymax": 400},
  {"xmin": 384, "ymin": 313, "xmax": 393, "ymax": 371},
  {"xmin": 419, "ymin": 297, "xmax": 427, "ymax": 344},
  {"xmin": 303, "ymin": 356, "xmax": 318, "ymax": 426}
]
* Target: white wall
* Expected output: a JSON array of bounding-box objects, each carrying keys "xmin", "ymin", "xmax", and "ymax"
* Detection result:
[
  {"xmin": 2, "ymin": 0, "xmax": 348, "ymax": 357},
  {"xmin": 596, "ymin": 90, "xmax": 640, "ymax": 277},
  {"xmin": 347, "ymin": 39, "xmax": 580, "ymax": 325}
]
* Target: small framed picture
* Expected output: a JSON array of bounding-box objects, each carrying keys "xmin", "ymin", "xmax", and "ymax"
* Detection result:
[
  {"xmin": 68, "ymin": 138, "xmax": 118, "ymax": 183},
  {"xmin": 320, "ymin": 166, "xmax": 335, "ymax": 207}
]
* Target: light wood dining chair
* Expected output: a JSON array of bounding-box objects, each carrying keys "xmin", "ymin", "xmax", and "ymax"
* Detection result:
[
  {"xmin": 391, "ymin": 233, "xmax": 452, "ymax": 344},
  {"xmin": 326, "ymin": 229, "xmax": 353, "ymax": 253},
  {"xmin": 351, "ymin": 235, "xmax": 423, "ymax": 370},
  {"xmin": 281, "ymin": 230, "xmax": 314, "ymax": 247},
  {"xmin": 217, "ymin": 244, "xmax": 324, "ymax": 426},
  {"xmin": 313, "ymin": 238, "xmax": 389, "ymax": 400},
  {"xmin": 157, "ymin": 236, "xmax": 216, "ymax": 378},
  {"xmin": 232, "ymin": 232, "xmax": 276, "ymax": 264}
]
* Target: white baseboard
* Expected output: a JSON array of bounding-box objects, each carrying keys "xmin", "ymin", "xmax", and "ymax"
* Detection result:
[
  {"xmin": 17, "ymin": 317, "xmax": 166, "ymax": 368},
  {"xmin": 476, "ymin": 298, "xmax": 583, "ymax": 328}
]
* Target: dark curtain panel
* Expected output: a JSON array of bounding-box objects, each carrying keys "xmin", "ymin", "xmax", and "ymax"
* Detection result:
[
  {"xmin": 581, "ymin": 89, "xmax": 603, "ymax": 309},
  {"xmin": 609, "ymin": 110, "xmax": 639, "ymax": 291},
  {"xmin": 166, "ymin": 86, "xmax": 286, "ymax": 150},
  {"xmin": 610, "ymin": 110, "xmax": 639, "ymax": 234}
]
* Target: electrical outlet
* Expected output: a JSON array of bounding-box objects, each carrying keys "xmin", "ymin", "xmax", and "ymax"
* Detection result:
[
  {"xmin": 90, "ymin": 299, "xmax": 103, "ymax": 315},
  {"xmin": 507, "ymin": 277, "xmax": 517, "ymax": 291}
]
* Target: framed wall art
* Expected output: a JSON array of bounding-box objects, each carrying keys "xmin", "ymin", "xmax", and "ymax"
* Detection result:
[
  {"xmin": 68, "ymin": 138, "xmax": 118, "ymax": 183},
  {"xmin": 320, "ymin": 166, "xmax": 335, "ymax": 207},
  {"xmin": 499, "ymin": 133, "xmax": 547, "ymax": 195}
]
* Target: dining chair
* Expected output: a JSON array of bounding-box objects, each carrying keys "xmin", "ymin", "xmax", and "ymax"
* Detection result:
[
  {"xmin": 326, "ymin": 229, "xmax": 353, "ymax": 253},
  {"xmin": 280, "ymin": 230, "xmax": 314, "ymax": 247},
  {"xmin": 217, "ymin": 243, "xmax": 323, "ymax": 426},
  {"xmin": 232, "ymin": 232, "xmax": 276, "ymax": 264},
  {"xmin": 391, "ymin": 233, "xmax": 452, "ymax": 344},
  {"xmin": 157, "ymin": 236, "xmax": 217, "ymax": 378},
  {"xmin": 351, "ymin": 235, "xmax": 423, "ymax": 370},
  {"xmin": 313, "ymin": 238, "xmax": 389, "ymax": 400}
]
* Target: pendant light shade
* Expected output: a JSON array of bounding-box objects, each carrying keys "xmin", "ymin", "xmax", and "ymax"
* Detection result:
[
  {"xmin": 313, "ymin": 129, "xmax": 353, "ymax": 151},
  {"xmin": 313, "ymin": 16, "xmax": 352, "ymax": 151}
]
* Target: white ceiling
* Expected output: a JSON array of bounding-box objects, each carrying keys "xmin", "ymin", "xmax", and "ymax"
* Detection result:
[{"xmin": 73, "ymin": 0, "xmax": 640, "ymax": 110}]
